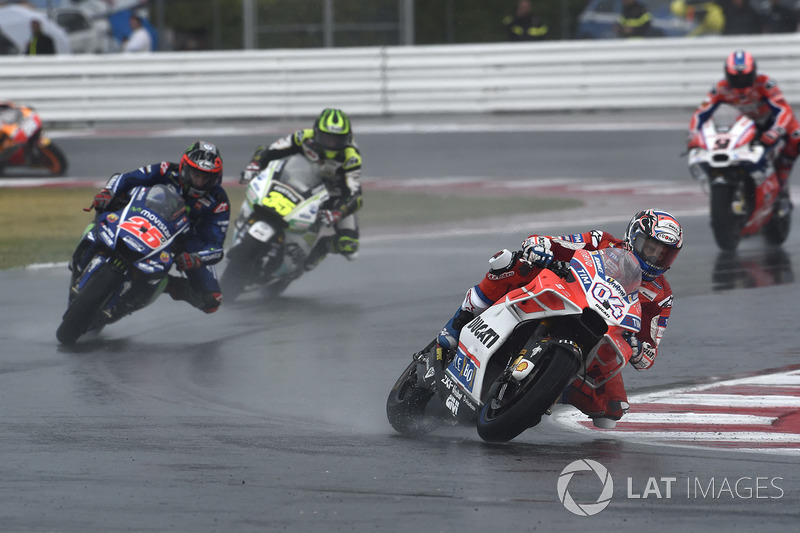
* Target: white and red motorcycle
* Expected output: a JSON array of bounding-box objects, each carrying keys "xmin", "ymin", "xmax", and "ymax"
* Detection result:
[
  {"xmin": 386, "ymin": 247, "xmax": 643, "ymax": 442},
  {"xmin": 688, "ymin": 115, "xmax": 791, "ymax": 251}
]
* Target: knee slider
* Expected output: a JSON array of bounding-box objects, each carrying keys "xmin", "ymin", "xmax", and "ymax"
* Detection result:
[
  {"xmin": 334, "ymin": 228, "xmax": 359, "ymax": 254},
  {"xmin": 201, "ymin": 292, "xmax": 222, "ymax": 314}
]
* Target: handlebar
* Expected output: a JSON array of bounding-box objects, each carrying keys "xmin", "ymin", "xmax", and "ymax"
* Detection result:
[
  {"xmin": 519, "ymin": 257, "xmax": 571, "ymax": 279},
  {"xmin": 549, "ymin": 260, "xmax": 571, "ymax": 279}
]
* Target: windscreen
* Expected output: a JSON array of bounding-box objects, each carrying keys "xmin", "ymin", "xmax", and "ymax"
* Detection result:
[
  {"xmin": 596, "ymin": 248, "xmax": 642, "ymax": 295},
  {"xmin": 144, "ymin": 185, "xmax": 186, "ymax": 222},
  {"xmin": 279, "ymin": 154, "xmax": 322, "ymax": 193}
]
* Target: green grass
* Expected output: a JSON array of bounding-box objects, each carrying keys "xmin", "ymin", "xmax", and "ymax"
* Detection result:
[{"xmin": 0, "ymin": 186, "xmax": 581, "ymax": 270}]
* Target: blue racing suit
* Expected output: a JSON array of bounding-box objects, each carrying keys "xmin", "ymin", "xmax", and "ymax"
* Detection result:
[{"xmin": 105, "ymin": 161, "xmax": 230, "ymax": 311}]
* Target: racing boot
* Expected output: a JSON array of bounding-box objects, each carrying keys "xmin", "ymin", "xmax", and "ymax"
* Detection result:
[
  {"xmin": 436, "ymin": 308, "xmax": 475, "ymax": 350},
  {"xmin": 436, "ymin": 285, "xmax": 493, "ymax": 350}
]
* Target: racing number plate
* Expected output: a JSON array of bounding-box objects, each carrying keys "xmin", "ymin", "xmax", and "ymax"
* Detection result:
[
  {"xmin": 261, "ymin": 190, "xmax": 297, "ymax": 216},
  {"xmin": 118, "ymin": 216, "xmax": 165, "ymax": 249}
]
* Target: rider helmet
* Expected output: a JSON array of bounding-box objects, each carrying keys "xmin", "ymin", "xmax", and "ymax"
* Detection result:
[
  {"xmin": 725, "ymin": 50, "xmax": 756, "ymax": 90},
  {"xmin": 623, "ymin": 209, "xmax": 683, "ymax": 281},
  {"xmin": 179, "ymin": 141, "xmax": 223, "ymax": 199},
  {"xmin": 313, "ymin": 108, "xmax": 352, "ymax": 159}
]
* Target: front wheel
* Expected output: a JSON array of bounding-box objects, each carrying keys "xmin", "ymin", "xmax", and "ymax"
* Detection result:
[
  {"xmin": 37, "ymin": 141, "xmax": 68, "ymax": 176},
  {"xmin": 386, "ymin": 360, "xmax": 440, "ymax": 436},
  {"xmin": 477, "ymin": 344, "xmax": 580, "ymax": 443},
  {"xmin": 220, "ymin": 233, "xmax": 266, "ymax": 302},
  {"xmin": 710, "ymin": 183, "xmax": 747, "ymax": 251},
  {"xmin": 56, "ymin": 262, "xmax": 122, "ymax": 346}
]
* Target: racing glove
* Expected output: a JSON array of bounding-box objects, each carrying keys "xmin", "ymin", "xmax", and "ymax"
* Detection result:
[
  {"xmin": 320, "ymin": 209, "xmax": 343, "ymax": 226},
  {"xmin": 174, "ymin": 252, "xmax": 203, "ymax": 272},
  {"xmin": 521, "ymin": 237, "xmax": 554, "ymax": 268},
  {"xmin": 239, "ymin": 160, "xmax": 261, "ymax": 184},
  {"xmin": 92, "ymin": 188, "xmax": 114, "ymax": 212},
  {"xmin": 759, "ymin": 127, "xmax": 785, "ymax": 147},
  {"xmin": 626, "ymin": 334, "xmax": 654, "ymax": 370}
]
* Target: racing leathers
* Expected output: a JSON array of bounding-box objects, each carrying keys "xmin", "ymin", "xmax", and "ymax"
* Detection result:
[
  {"xmin": 689, "ymin": 74, "xmax": 800, "ymax": 191},
  {"xmin": 76, "ymin": 162, "xmax": 230, "ymax": 313},
  {"xmin": 438, "ymin": 230, "xmax": 674, "ymax": 425},
  {"xmin": 243, "ymin": 129, "xmax": 363, "ymax": 267}
]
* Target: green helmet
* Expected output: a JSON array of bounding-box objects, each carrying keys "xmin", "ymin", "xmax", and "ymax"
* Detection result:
[{"xmin": 313, "ymin": 108, "xmax": 352, "ymax": 153}]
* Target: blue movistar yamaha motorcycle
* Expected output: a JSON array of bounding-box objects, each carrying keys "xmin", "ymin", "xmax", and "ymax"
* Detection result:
[{"xmin": 56, "ymin": 184, "xmax": 189, "ymax": 346}]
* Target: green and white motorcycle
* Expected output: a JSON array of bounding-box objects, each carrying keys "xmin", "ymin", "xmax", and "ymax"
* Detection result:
[{"xmin": 222, "ymin": 154, "xmax": 331, "ymax": 301}]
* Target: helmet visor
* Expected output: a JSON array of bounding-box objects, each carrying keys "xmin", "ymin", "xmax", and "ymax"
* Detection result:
[
  {"xmin": 315, "ymin": 131, "xmax": 348, "ymax": 151},
  {"xmin": 182, "ymin": 165, "xmax": 218, "ymax": 193},
  {"xmin": 631, "ymin": 233, "xmax": 680, "ymax": 273},
  {"xmin": 727, "ymin": 71, "xmax": 754, "ymax": 89}
]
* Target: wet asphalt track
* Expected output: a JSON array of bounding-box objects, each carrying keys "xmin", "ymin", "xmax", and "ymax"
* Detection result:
[{"xmin": 2, "ymin": 114, "xmax": 799, "ymax": 532}]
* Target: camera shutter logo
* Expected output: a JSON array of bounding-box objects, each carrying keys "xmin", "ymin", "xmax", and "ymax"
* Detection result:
[{"xmin": 557, "ymin": 459, "xmax": 614, "ymax": 516}]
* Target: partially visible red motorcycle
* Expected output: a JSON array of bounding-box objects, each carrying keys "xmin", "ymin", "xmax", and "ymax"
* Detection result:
[
  {"xmin": 0, "ymin": 102, "xmax": 68, "ymax": 176},
  {"xmin": 688, "ymin": 115, "xmax": 791, "ymax": 251}
]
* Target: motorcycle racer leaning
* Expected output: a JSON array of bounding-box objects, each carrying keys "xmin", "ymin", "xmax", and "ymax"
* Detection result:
[
  {"xmin": 688, "ymin": 49, "xmax": 799, "ymax": 212},
  {"xmin": 436, "ymin": 209, "xmax": 684, "ymax": 428},
  {"xmin": 240, "ymin": 108, "xmax": 362, "ymax": 270},
  {"xmin": 73, "ymin": 141, "xmax": 229, "ymax": 314}
]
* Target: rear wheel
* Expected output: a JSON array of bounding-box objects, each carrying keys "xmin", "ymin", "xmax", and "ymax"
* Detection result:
[
  {"xmin": 386, "ymin": 360, "xmax": 440, "ymax": 436},
  {"xmin": 477, "ymin": 344, "xmax": 580, "ymax": 443},
  {"xmin": 56, "ymin": 263, "xmax": 122, "ymax": 346},
  {"xmin": 710, "ymin": 183, "xmax": 746, "ymax": 251}
]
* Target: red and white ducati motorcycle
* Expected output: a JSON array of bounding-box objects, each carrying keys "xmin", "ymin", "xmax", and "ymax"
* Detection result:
[
  {"xmin": 688, "ymin": 115, "xmax": 791, "ymax": 251},
  {"xmin": 386, "ymin": 247, "xmax": 643, "ymax": 443}
]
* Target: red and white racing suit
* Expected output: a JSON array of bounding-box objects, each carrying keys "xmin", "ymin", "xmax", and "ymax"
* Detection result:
[
  {"xmin": 689, "ymin": 74, "xmax": 800, "ymax": 188},
  {"xmin": 459, "ymin": 230, "xmax": 674, "ymax": 421}
]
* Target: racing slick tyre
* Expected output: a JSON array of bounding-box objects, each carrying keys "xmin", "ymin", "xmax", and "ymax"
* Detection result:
[
  {"xmin": 38, "ymin": 141, "xmax": 68, "ymax": 176},
  {"xmin": 220, "ymin": 233, "xmax": 263, "ymax": 302},
  {"xmin": 477, "ymin": 344, "xmax": 581, "ymax": 443},
  {"xmin": 710, "ymin": 183, "xmax": 746, "ymax": 251},
  {"xmin": 763, "ymin": 203, "xmax": 791, "ymax": 246},
  {"xmin": 386, "ymin": 360, "xmax": 440, "ymax": 436},
  {"xmin": 56, "ymin": 263, "xmax": 122, "ymax": 346}
]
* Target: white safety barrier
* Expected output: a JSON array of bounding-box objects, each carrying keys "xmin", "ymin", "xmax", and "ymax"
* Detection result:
[{"xmin": 0, "ymin": 34, "xmax": 799, "ymax": 124}]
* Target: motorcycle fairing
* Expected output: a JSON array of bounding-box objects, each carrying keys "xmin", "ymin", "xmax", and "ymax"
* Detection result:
[
  {"xmin": 245, "ymin": 160, "xmax": 330, "ymax": 234},
  {"xmin": 689, "ymin": 115, "xmax": 785, "ymax": 236},
  {"xmin": 446, "ymin": 249, "xmax": 642, "ymax": 406},
  {"xmin": 90, "ymin": 185, "xmax": 187, "ymax": 276}
]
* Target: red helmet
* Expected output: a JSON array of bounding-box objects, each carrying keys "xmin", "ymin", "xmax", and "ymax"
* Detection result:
[
  {"xmin": 725, "ymin": 50, "xmax": 756, "ymax": 90},
  {"xmin": 179, "ymin": 141, "xmax": 222, "ymax": 199}
]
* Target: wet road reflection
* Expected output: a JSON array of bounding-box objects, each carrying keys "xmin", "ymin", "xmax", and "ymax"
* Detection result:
[{"xmin": 712, "ymin": 247, "xmax": 794, "ymax": 291}]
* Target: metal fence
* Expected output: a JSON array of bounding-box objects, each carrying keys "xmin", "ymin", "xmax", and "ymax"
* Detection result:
[{"xmin": 1, "ymin": 33, "xmax": 799, "ymax": 124}]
